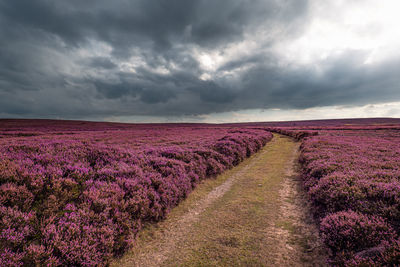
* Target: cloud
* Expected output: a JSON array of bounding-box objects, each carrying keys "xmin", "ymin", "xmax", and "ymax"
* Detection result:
[
  {"xmin": 86, "ymin": 57, "xmax": 117, "ymax": 70},
  {"xmin": 0, "ymin": 0, "xmax": 399, "ymax": 120}
]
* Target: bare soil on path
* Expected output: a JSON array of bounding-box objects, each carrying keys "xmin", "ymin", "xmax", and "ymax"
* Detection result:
[{"xmin": 112, "ymin": 134, "xmax": 327, "ymax": 267}]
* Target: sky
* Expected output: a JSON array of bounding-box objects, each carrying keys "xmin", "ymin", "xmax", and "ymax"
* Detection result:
[{"xmin": 1, "ymin": 0, "xmax": 400, "ymax": 123}]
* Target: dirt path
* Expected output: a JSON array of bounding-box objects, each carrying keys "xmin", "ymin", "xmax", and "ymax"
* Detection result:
[{"xmin": 112, "ymin": 134, "xmax": 327, "ymax": 267}]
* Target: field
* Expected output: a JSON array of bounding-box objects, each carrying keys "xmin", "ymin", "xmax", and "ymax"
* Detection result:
[
  {"xmin": 0, "ymin": 120, "xmax": 271, "ymax": 266},
  {"xmin": 1, "ymin": 118, "xmax": 400, "ymax": 266}
]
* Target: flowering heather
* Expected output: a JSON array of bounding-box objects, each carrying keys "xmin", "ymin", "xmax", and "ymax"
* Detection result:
[
  {"xmin": 0, "ymin": 120, "xmax": 272, "ymax": 266},
  {"xmin": 299, "ymin": 129, "xmax": 400, "ymax": 265}
]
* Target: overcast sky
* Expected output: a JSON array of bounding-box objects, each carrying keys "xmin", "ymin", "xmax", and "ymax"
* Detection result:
[{"xmin": 1, "ymin": 0, "xmax": 400, "ymax": 122}]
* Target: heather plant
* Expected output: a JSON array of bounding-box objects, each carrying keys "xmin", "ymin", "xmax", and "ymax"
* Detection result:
[
  {"xmin": 0, "ymin": 122, "xmax": 272, "ymax": 266},
  {"xmin": 320, "ymin": 211, "xmax": 396, "ymax": 259}
]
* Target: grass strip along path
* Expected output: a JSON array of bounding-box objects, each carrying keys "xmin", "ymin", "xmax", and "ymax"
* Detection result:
[{"xmin": 112, "ymin": 134, "xmax": 327, "ymax": 267}]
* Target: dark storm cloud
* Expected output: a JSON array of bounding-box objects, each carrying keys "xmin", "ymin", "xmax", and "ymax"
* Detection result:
[
  {"xmin": 1, "ymin": 0, "xmax": 399, "ymax": 119},
  {"xmin": 86, "ymin": 57, "xmax": 117, "ymax": 70},
  {"xmin": 94, "ymin": 81, "xmax": 141, "ymax": 99},
  {"xmin": 0, "ymin": 0, "xmax": 276, "ymax": 53},
  {"xmin": 187, "ymin": 81, "xmax": 237, "ymax": 104}
]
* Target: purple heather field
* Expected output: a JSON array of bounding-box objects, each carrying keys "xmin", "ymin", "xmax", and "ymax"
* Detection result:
[
  {"xmin": 0, "ymin": 119, "xmax": 272, "ymax": 266},
  {"xmin": 269, "ymin": 122, "xmax": 400, "ymax": 265},
  {"xmin": 1, "ymin": 118, "xmax": 400, "ymax": 266}
]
